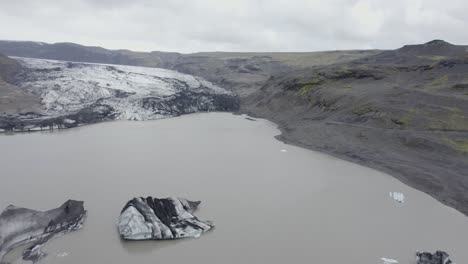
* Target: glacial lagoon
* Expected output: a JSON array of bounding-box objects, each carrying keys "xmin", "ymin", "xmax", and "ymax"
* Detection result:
[{"xmin": 1, "ymin": 112, "xmax": 468, "ymax": 264}]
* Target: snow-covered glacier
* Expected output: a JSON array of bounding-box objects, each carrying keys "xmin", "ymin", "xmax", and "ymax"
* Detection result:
[{"xmin": 0, "ymin": 57, "xmax": 239, "ymax": 132}]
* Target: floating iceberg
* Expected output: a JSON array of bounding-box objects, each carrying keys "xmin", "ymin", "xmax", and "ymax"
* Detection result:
[
  {"xmin": 416, "ymin": 251, "xmax": 453, "ymax": 264},
  {"xmin": 0, "ymin": 200, "xmax": 86, "ymax": 263},
  {"xmin": 389, "ymin": 192, "xmax": 405, "ymax": 203},
  {"xmin": 381, "ymin": 258, "xmax": 398, "ymax": 264},
  {"xmin": 118, "ymin": 197, "xmax": 214, "ymax": 240}
]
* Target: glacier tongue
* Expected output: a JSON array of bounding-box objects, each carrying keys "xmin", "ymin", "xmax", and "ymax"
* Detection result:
[{"xmin": 0, "ymin": 57, "xmax": 239, "ymax": 132}]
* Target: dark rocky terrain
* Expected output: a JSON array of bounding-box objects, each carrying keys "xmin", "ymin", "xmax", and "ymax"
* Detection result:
[
  {"xmin": 244, "ymin": 40, "xmax": 468, "ymax": 216},
  {"xmin": 0, "ymin": 53, "xmax": 41, "ymax": 114},
  {"xmin": 0, "ymin": 52, "xmax": 21, "ymax": 83},
  {"xmin": 0, "ymin": 40, "xmax": 467, "ymax": 216}
]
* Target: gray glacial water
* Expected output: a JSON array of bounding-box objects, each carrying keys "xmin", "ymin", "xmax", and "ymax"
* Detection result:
[{"xmin": 1, "ymin": 112, "xmax": 467, "ymax": 264}]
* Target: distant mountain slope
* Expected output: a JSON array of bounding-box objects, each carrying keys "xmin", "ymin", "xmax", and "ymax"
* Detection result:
[
  {"xmin": 361, "ymin": 40, "xmax": 468, "ymax": 65},
  {"xmin": 244, "ymin": 40, "xmax": 468, "ymax": 215},
  {"xmin": 397, "ymin": 40, "xmax": 467, "ymax": 57},
  {"xmin": 0, "ymin": 40, "xmax": 381, "ymax": 97},
  {"xmin": 0, "ymin": 41, "xmax": 166, "ymax": 67}
]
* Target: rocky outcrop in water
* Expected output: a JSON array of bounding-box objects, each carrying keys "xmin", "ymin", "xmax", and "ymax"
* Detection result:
[
  {"xmin": 0, "ymin": 200, "xmax": 86, "ymax": 263},
  {"xmin": 118, "ymin": 197, "xmax": 214, "ymax": 240},
  {"xmin": 416, "ymin": 251, "xmax": 453, "ymax": 264}
]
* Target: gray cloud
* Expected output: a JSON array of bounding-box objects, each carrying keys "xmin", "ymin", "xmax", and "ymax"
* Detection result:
[{"xmin": 0, "ymin": 0, "xmax": 467, "ymax": 53}]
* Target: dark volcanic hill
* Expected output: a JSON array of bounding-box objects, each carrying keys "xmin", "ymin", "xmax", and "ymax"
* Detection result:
[
  {"xmin": 244, "ymin": 40, "xmax": 468, "ymax": 215},
  {"xmin": 396, "ymin": 39, "xmax": 467, "ymax": 57},
  {"xmin": 0, "ymin": 41, "xmax": 172, "ymax": 67},
  {"xmin": 0, "ymin": 40, "xmax": 467, "ymax": 216},
  {"xmin": 362, "ymin": 40, "xmax": 468, "ymax": 65}
]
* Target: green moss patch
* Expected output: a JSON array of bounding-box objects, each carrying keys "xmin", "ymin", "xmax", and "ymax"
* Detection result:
[
  {"xmin": 429, "ymin": 108, "xmax": 468, "ymax": 131},
  {"xmin": 417, "ymin": 55, "xmax": 449, "ymax": 61},
  {"xmin": 340, "ymin": 65, "xmax": 350, "ymax": 73},
  {"xmin": 298, "ymin": 84, "xmax": 315, "ymax": 95},
  {"xmin": 431, "ymin": 74, "xmax": 449, "ymax": 86},
  {"xmin": 444, "ymin": 137, "xmax": 468, "ymax": 153},
  {"xmin": 297, "ymin": 78, "xmax": 321, "ymax": 95},
  {"xmin": 352, "ymin": 106, "xmax": 374, "ymax": 116}
]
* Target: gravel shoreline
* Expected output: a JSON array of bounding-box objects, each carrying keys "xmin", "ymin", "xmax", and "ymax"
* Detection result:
[{"xmin": 241, "ymin": 108, "xmax": 468, "ymax": 217}]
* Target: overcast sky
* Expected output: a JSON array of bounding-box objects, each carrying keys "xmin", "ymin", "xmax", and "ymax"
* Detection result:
[{"xmin": 0, "ymin": 0, "xmax": 467, "ymax": 53}]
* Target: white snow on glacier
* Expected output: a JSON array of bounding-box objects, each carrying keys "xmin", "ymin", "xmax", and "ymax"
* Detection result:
[{"xmin": 14, "ymin": 57, "xmax": 232, "ymax": 121}]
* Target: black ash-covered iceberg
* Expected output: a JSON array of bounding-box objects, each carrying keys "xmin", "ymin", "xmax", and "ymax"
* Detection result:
[
  {"xmin": 0, "ymin": 200, "xmax": 86, "ymax": 263},
  {"xmin": 416, "ymin": 251, "xmax": 453, "ymax": 264},
  {"xmin": 118, "ymin": 197, "xmax": 214, "ymax": 240}
]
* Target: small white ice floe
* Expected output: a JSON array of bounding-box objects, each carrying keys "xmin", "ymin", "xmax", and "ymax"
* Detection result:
[
  {"xmin": 381, "ymin": 257, "xmax": 399, "ymax": 264},
  {"xmin": 63, "ymin": 118, "xmax": 76, "ymax": 124},
  {"xmin": 389, "ymin": 192, "xmax": 405, "ymax": 203},
  {"xmin": 56, "ymin": 252, "xmax": 69, "ymax": 258},
  {"xmin": 280, "ymin": 149, "xmax": 287, "ymax": 152}
]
